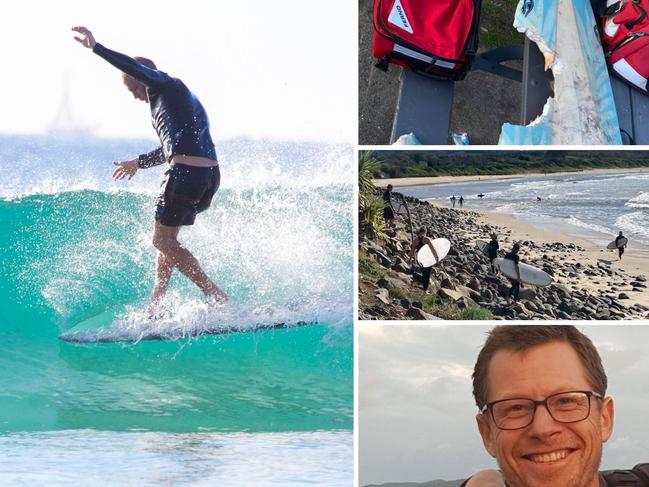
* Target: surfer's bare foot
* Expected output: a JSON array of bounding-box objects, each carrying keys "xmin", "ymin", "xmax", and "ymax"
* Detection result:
[
  {"xmin": 145, "ymin": 299, "xmax": 166, "ymax": 320},
  {"xmin": 205, "ymin": 286, "xmax": 229, "ymax": 306},
  {"xmin": 146, "ymin": 306, "xmax": 165, "ymax": 320}
]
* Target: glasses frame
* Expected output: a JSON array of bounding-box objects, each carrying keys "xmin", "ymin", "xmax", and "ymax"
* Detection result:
[{"xmin": 480, "ymin": 390, "xmax": 604, "ymax": 431}]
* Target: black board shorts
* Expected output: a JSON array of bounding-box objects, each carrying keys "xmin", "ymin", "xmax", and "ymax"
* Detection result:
[{"xmin": 155, "ymin": 163, "xmax": 220, "ymax": 227}]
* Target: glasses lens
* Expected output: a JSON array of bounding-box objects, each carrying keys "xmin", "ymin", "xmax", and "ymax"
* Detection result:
[
  {"xmin": 492, "ymin": 399, "xmax": 535, "ymax": 429},
  {"xmin": 547, "ymin": 392, "xmax": 590, "ymax": 422},
  {"xmin": 490, "ymin": 392, "xmax": 592, "ymax": 430}
]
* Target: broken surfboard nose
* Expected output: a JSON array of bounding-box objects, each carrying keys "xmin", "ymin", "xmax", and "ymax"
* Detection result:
[{"xmin": 499, "ymin": 0, "xmax": 623, "ymax": 145}]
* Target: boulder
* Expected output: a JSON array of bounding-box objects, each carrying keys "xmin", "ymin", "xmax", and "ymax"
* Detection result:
[
  {"xmin": 456, "ymin": 296, "xmax": 477, "ymax": 309},
  {"xmin": 405, "ymin": 307, "xmax": 439, "ymax": 320},
  {"xmin": 376, "ymin": 288, "xmax": 391, "ymax": 305},
  {"xmin": 437, "ymin": 288, "xmax": 466, "ymax": 302}
]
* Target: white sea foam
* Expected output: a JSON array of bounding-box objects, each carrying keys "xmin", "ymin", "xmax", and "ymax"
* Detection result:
[
  {"xmin": 0, "ymin": 135, "xmax": 352, "ymax": 199},
  {"xmin": 0, "ymin": 430, "xmax": 353, "ymax": 487},
  {"xmin": 626, "ymin": 192, "xmax": 649, "ymax": 209},
  {"xmin": 564, "ymin": 216, "xmax": 615, "ymax": 236},
  {"xmin": 616, "ymin": 211, "xmax": 649, "ymax": 245}
]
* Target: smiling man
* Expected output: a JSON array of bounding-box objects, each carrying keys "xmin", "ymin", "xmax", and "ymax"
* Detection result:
[{"xmin": 468, "ymin": 326, "xmax": 614, "ymax": 487}]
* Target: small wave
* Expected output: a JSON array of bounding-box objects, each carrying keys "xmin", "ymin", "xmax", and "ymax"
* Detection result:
[
  {"xmin": 564, "ymin": 216, "xmax": 614, "ymax": 236},
  {"xmin": 625, "ymin": 192, "xmax": 649, "ymax": 209},
  {"xmin": 616, "ymin": 211, "xmax": 649, "ymax": 245}
]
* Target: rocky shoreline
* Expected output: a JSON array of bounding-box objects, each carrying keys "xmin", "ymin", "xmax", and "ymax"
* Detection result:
[{"xmin": 359, "ymin": 194, "xmax": 649, "ymax": 320}]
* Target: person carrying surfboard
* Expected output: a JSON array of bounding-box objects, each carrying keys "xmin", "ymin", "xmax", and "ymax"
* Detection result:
[
  {"xmin": 487, "ymin": 234, "xmax": 499, "ymax": 274},
  {"xmin": 504, "ymin": 243, "xmax": 523, "ymax": 304},
  {"xmin": 615, "ymin": 231, "xmax": 627, "ymax": 261},
  {"xmin": 72, "ymin": 26, "xmax": 229, "ymax": 313},
  {"xmin": 409, "ymin": 227, "xmax": 439, "ymax": 295}
]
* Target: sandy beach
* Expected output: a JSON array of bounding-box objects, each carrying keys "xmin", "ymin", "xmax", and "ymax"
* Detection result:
[
  {"xmin": 374, "ymin": 167, "xmax": 649, "ymax": 188},
  {"xmin": 476, "ymin": 209, "xmax": 649, "ymax": 309}
]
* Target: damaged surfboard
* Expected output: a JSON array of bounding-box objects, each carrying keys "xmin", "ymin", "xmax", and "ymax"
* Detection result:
[{"xmin": 499, "ymin": 0, "xmax": 622, "ymax": 144}]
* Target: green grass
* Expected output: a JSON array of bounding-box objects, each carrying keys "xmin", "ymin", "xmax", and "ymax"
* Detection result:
[
  {"xmin": 385, "ymin": 285, "xmax": 494, "ymax": 320},
  {"xmin": 457, "ymin": 306, "xmax": 494, "ymax": 320},
  {"xmin": 359, "ymin": 250, "xmax": 387, "ymax": 280},
  {"xmin": 479, "ymin": 0, "xmax": 525, "ymax": 48},
  {"xmin": 373, "ymin": 151, "xmax": 649, "ymax": 178}
]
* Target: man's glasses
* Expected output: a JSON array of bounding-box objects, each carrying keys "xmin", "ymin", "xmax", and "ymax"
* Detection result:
[{"xmin": 480, "ymin": 390, "xmax": 604, "ymax": 430}]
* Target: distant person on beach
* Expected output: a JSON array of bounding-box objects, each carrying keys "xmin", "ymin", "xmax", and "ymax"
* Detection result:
[
  {"xmin": 410, "ymin": 227, "xmax": 439, "ymax": 295},
  {"xmin": 451, "ymin": 195, "xmax": 457, "ymax": 208},
  {"xmin": 459, "ymin": 196, "xmax": 464, "ymax": 208},
  {"xmin": 616, "ymin": 231, "xmax": 627, "ymax": 260},
  {"xmin": 487, "ymin": 234, "xmax": 499, "ymax": 273},
  {"xmin": 72, "ymin": 27, "xmax": 228, "ymax": 313},
  {"xmin": 504, "ymin": 243, "xmax": 523, "ymax": 304},
  {"xmin": 383, "ymin": 184, "xmax": 395, "ymax": 227}
]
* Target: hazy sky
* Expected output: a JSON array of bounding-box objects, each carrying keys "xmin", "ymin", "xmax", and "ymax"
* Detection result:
[
  {"xmin": 360, "ymin": 325, "xmax": 649, "ymax": 486},
  {"xmin": 2, "ymin": 1, "xmax": 355, "ymax": 142}
]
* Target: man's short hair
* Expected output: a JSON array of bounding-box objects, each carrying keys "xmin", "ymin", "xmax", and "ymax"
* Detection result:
[
  {"xmin": 472, "ymin": 325, "xmax": 607, "ymax": 409},
  {"xmin": 121, "ymin": 56, "xmax": 157, "ymax": 83}
]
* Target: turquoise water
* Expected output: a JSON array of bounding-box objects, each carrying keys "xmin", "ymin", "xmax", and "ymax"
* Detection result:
[{"xmin": 0, "ymin": 136, "xmax": 353, "ymax": 484}]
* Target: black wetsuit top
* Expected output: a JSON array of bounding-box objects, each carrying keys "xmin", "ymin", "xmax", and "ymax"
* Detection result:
[
  {"xmin": 93, "ymin": 43, "xmax": 217, "ymax": 168},
  {"xmin": 504, "ymin": 250, "xmax": 519, "ymax": 264},
  {"xmin": 487, "ymin": 240, "xmax": 499, "ymax": 259},
  {"xmin": 416, "ymin": 236, "xmax": 426, "ymax": 252}
]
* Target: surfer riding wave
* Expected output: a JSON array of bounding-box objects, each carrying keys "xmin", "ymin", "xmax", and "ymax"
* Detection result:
[{"xmin": 72, "ymin": 26, "xmax": 228, "ymax": 313}]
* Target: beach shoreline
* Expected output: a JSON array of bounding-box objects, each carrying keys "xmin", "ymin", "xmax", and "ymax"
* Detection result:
[
  {"xmin": 421, "ymin": 197, "xmax": 649, "ymax": 308},
  {"xmin": 374, "ymin": 167, "xmax": 649, "ymax": 187},
  {"xmin": 476, "ymin": 209, "xmax": 649, "ymax": 309}
]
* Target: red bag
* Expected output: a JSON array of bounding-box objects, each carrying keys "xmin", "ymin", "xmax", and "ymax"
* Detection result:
[
  {"xmin": 371, "ymin": 0, "xmax": 482, "ymax": 80},
  {"xmin": 602, "ymin": 0, "xmax": 649, "ymax": 94}
]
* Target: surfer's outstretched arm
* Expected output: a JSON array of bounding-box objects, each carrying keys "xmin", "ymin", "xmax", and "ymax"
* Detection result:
[{"xmin": 72, "ymin": 26, "xmax": 169, "ymax": 89}]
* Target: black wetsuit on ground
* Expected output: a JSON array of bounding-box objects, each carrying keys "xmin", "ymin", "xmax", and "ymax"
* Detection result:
[
  {"xmin": 416, "ymin": 236, "xmax": 433, "ymax": 291},
  {"xmin": 504, "ymin": 250, "xmax": 520, "ymax": 302},
  {"xmin": 92, "ymin": 43, "xmax": 220, "ymax": 226}
]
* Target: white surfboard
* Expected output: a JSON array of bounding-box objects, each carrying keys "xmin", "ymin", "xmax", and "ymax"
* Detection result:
[
  {"xmin": 606, "ymin": 237, "xmax": 628, "ymax": 250},
  {"xmin": 494, "ymin": 258, "xmax": 552, "ymax": 287},
  {"xmin": 416, "ymin": 238, "xmax": 451, "ymax": 267}
]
